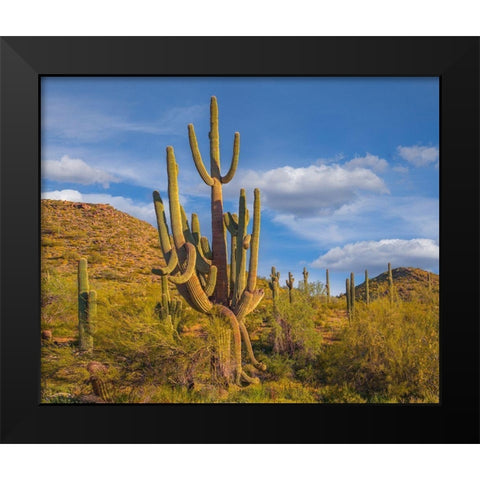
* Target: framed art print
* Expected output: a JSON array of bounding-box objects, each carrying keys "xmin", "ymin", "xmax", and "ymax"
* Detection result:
[{"xmin": 1, "ymin": 37, "xmax": 479, "ymax": 443}]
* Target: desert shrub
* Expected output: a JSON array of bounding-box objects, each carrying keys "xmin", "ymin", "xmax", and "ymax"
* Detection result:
[
  {"xmin": 321, "ymin": 296, "xmax": 439, "ymax": 402},
  {"xmin": 268, "ymin": 291, "xmax": 323, "ymax": 360}
]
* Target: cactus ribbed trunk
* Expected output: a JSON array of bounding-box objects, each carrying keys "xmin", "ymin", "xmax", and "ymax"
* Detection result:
[{"xmin": 211, "ymin": 179, "xmax": 228, "ymax": 303}]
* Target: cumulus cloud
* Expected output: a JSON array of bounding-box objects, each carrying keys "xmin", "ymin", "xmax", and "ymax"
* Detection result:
[
  {"xmin": 232, "ymin": 164, "xmax": 389, "ymax": 217},
  {"xmin": 345, "ymin": 153, "xmax": 388, "ymax": 172},
  {"xmin": 311, "ymin": 238, "xmax": 439, "ymax": 272},
  {"xmin": 43, "ymin": 155, "xmax": 119, "ymax": 187},
  {"xmin": 41, "ymin": 189, "xmax": 156, "ymax": 225},
  {"xmin": 397, "ymin": 145, "xmax": 439, "ymax": 167}
]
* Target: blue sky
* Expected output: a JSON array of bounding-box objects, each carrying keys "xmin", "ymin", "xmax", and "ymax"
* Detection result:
[{"xmin": 41, "ymin": 77, "xmax": 439, "ymax": 295}]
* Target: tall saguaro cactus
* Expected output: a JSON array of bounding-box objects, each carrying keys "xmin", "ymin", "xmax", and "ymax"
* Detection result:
[
  {"xmin": 365, "ymin": 269, "xmax": 370, "ymax": 305},
  {"xmin": 286, "ymin": 272, "xmax": 295, "ymax": 304},
  {"xmin": 326, "ymin": 269, "xmax": 330, "ymax": 303},
  {"xmin": 350, "ymin": 272, "xmax": 355, "ymax": 316},
  {"xmin": 346, "ymin": 277, "xmax": 351, "ymax": 321},
  {"xmin": 388, "ymin": 262, "xmax": 394, "ymax": 304},
  {"xmin": 78, "ymin": 258, "xmax": 96, "ymax": 352},
  {"xmin": 152, "ymin": 97, "xmax": 265, "ymax": 385},
  {"xmin": 302, "ymin": 267, "xmax": 309, "ymax": 294},
  {"xmin": 187, "ymin": 96, "xmax": 237, "ymax": 304},
  {"xmin": 268, "ymin": 266, "xmax": 281, "ymax": 313}
]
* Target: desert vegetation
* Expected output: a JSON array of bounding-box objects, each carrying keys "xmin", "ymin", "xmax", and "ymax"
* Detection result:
[{"xmin": 40, "ymin": 97, "xmax": 439, "ymax": 404}]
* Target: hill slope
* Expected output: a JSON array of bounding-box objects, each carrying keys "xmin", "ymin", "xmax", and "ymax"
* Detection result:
[
  {"xmin": 41, "ymin": 199, "xmax": 164, "ymax": 282},
  {"xmin": 354, "ymin": 267, "xmax": 439, "ymax": 301}
]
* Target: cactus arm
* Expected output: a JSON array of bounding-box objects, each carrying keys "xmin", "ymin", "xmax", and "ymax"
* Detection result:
[
  {"xmin": 232, "ymin": 189, "xmax": 249, "ymax": 305},
  {"xmin": 166, "ymin": 147, "xmax": 186, "ymax": 249},
  {"xmin": 204, "ymin": 265, "xmax": 218, "ymax": 297},
  {"xmin": 188, "ymin": 123, "xmax": 214, "ymax": 186},
  {"xmin": 224, "ymin": 212, "xmax": 238, "ymax": 235},
  {"xmin": 209, "ymin": 96, "xmax": 221, "ymax": 178},
  {"xmin": 246, "ymin": 189, "xmax": 261, "ymax": 293},
  {"xmin": 153, "ymin": 191, "xmax": 173, "ymax": 254},
  {"xmin": 168, "ymin": 243, "xmax": 197, "ymax": 285},
  {"xmin": 246, "ymin": 289, "xmax": 264, "ymax": 315},
  {"xmin": 180, "ymin": 206, "xmax": 211, "ymax": 273},
  {"xmin": 152, "ymin": 247, "xmax": 178, "ymax": 275},
  {"xmin": 221, "ymin": 132, "xmax": 240, "ymax": 184},
  {"xmin": 200, "ymin": 236, "xmax": 212, "ymax": 260},
  {"xmin": 238, "ymin": 319, "xmax": 266, "ymax": 371},
  {"xmin": 191, "ymin": 213, "xmax": 201, "ymax": 245}
]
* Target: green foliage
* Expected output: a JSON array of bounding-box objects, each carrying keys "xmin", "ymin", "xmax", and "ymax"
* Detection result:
[{"xmin": 320, "ymin": 295, "xmax": 439, "ymax": 402}]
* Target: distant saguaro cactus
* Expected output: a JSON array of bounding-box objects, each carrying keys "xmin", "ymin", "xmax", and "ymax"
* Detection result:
[
  {"xmin": 78, "ymin": 258, "xmax": 96, "ymax": 352},
  {"xmin": 350, "ymin": 272, "xmax": 355, "ymax": 316},
  {"xmin": 286, "ymin": 272, "xmax": 295, "ymax": 304},
  {"xmin": 346, "ymin": 278, "xmax": 351, "ymax": 321},
  {"xmin": 302, "ymin": 267, "xmax": 309, "ymax": 294},
  {"xmin": 269, "ymin": 266, "xmax": 281, "ymax": 313},
  {"xmin": 326, "ymin": 269, "xmax": 331, "ymax": 303},
  {"xmin": 388, "ymin": 262, "xmax": 394, "ymax": 304},
  {"xmin": 427, "ymin": 271, "xmax": 432, "ymax": 292},
  {"xmin": 365, "ymin": 269, "xmax": 370, "ymax": 305}
]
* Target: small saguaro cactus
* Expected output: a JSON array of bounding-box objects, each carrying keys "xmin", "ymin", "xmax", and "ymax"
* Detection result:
[
  {"xmin": 350, "ymin": 272, "xmax": 355, "ymax": 316},
  {"xmin": 87, "ymin": 362, "xmax": 112, "ymax": 402},
  {"xmin": 302, "ymin": 267, "xmax": 309, "ymax": 294},
  {"xmin": 365, "ymin": 269, "xmax": 370, "ymax": 305},
  {"xmin": 155, "ymin": 274, "xmax": 184, "ymax": 338},
  {"xmin": 326, "ymin": 269, "xmax": 330, "ymax": 303},
  {"xmin": 388, "ymin": 262, "xmax": 394, "ymax": 304},
  {"xmin": 346, "ymin": 277, "xmax": 351, "ymax": 321},
  {"xmin": 268, "ymin": 266, "xmax": 281, "ymax": 312},
  {"xmin": 152, "ymin": 97, "xmax": 265, "ymax": 385},
  {"xmin": 427, "ymin": 271, "xmax": 432, "ymax": 292},
  {"xmin": 286, "ymin": 271, "xmax": 295, "ymax": 304},
  {"xmin": 78, "ymin": 258, "xmax": 97, "ymax": 352}
]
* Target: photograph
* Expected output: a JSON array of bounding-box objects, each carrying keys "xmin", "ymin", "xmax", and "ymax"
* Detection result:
[{"xmin": 40, "ymin": 76, "xmax": 439, "ymax": 404}]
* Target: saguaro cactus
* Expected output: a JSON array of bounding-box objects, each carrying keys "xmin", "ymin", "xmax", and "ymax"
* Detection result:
[
  {"xmin": 326, "ymin": 269, "xmax": 330, "ymax": 303},
  {"xmin": 87, "ymin": 362, "xmax": 111, "ymax": 402},
  {"xmin": 365, "ymin": 269, "xmax": 370, "ymax": 305},
  {"xmin": 286, "ymin": 272, "xmax": 295, "ymax": 304},
  {"xmin": 152, "ymin": 97, "xmax": 265, "ymax": 385},
  {"xmin": 427, "ymin": 271, "xmax": 432, "ymax": 292},
  {"xmin": 78, "ymin": 258, "xmax": 96, "ymax": 352},
  {"xmin": 268, "ymin": 266, "xmax": 281, "ymax": 313},
  {"xmin": 350, "ymin": 272, "xmax": 355, "ymax": 316},
  {"xmin": 302, "ymin": 267, "xmax": 309, "ymax": 294},
  {"xmin": 388, "ymin": 262, "xmax": 394, "ymax": 304},
  {"xmin": 155, "ymin": 274, "xmax": 183, "ymax": 338},
  {"xmin": 346, "ymin": 278, "xmax": 351, "ymax": 321}
]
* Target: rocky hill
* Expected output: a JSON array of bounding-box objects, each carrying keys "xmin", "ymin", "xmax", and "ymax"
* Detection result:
[
  {"xmin": 353, "ymin": 267, "xmax": 439, "ymax": 301},
  {"xmin": 41, "ymin": 200, "xmax": 164, "ymax": 283}
]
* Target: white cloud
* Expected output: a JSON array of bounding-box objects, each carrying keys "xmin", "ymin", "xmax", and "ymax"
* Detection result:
[
  {"xmin": 345, "ymin": 153, "xmax": 388, "ymax": 172},
  {"xmin": 43, "ymin": 155, "xmax": 119, "ymax": 187},
  {"xmin": 41, "ymin": 189, "xmax": 156, "ymax": 225},
  {"xmin": 269, "ymin": 194, "xmax": 438, "ymax": 249},
  {"xmin": 311, "ymin": 238, "xmax": 439, "ymax": 272},
  {"xmin": 393, "ymin": 165, "xmax": 409, "ymax": 174},
  {"xmin": 232, "ymin": 164, "xmax": 389, "ymax": 217},
  {"xmin": 397, "ymin": 145, "xmax": 439, "ymax": 167}
]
